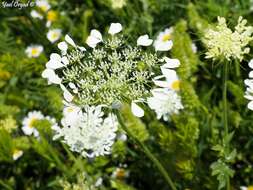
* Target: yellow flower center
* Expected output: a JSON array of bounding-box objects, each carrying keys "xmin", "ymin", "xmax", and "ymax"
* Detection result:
[
  {"xmin": 67, "ymin": 108, "xmax": 74, "ymax": 113},
  {"xmin": 116, "ymin": 169, "xmax": 126, "ymax": 179},
  {"xmin": 31, "ymin": 48, "xmax": 39, "ymax": 56},
  {"xmin": 248, "ymin": 186, "xmax": 253, "ymax": 190},
  {"xmin": 28, "ymin": 118, "xmax": 38, "ymax": 128},
  {"xmin": 162, "ymin": 34, "xmax": 171, "ymax": 42},
  {"xmin": 171, "ymin": 80, "xmax": 180, "ymax": 90},
  {"xmin": 47, "ymin": 10, "xmax": 57, "ymax": 22},
  {"xmin": 52, "ymin": 32, "xmax": 59, "ymax": 40}
]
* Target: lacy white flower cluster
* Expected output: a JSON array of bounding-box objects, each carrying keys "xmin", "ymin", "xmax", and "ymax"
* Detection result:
[
  {"xmin": 244, "ymin": 59, "xmax": 253, "ymax": 110},
  {"xmin": 52, "ymin": 105, "xmax": 118, "ymax": 158},
  {"xmin": 204, "ymin": 16, "xmax": 253, "ymax": 61},
  {"xmin": 42, "ymin": 23, "xmax": 183, "ymax": 157},
  {"xmin": 22, "ymin": 110, "xmax": 58, "ymax": 137}
]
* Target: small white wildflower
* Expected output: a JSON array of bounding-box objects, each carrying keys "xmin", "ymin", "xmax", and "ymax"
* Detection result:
[
  {"xmin": 36, "ymin": 0, "xmax": 51, "ymax": 12},
  {"xmin": 12, "ymin": 149, "xmax": 23, "ymax": 161},
  {"xmin": 25, "ymin": 45, "xmax": 43, "ymax": 58},
  {"xmin": 147, "ymin": 88, "xmax": 183, "ymax": 121},
  {"xmin": 22, "ymin": 111, "xmax": 44, "ymax": 137},
  {"xmin": 94, "ymin": 177, "xmax": 103, "ymax": 187},
  {"xmin": 52, "ymin": 105, "xmax": 118, "ymax": 158},
  {"xmin": 108, "ymin": 23, "xmax": 123, "ymax": 35},
  {"xmin": 137, "ymin": 35, "xmax": 153, "ymax": 46},
  {"xmin": 204, "ymin": 16, "xmax": 253, "ymax": 61},
  {"xmin": 30, "ymin": 10, "xmax": 43, "ymax": 19},
  {"xmin": 47, "ymin": 29, "xmax": 62, "ymax": 43},
  {"xmin": 154, "ymin": 27, "xmax": 173, "ymax": 51},
  {"xmin": 111, "ymin": 167, "xmax": 129, "ymax": 179},
  {"xmin": 153, "ymin": 67, "xmax": 180, "ymax": 91}
]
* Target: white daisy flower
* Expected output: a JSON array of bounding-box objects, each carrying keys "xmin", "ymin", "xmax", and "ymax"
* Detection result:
[
  {"xmin": 25, "ymin": 45, "xmax": 43, "ymax": 58},
  {"xmin": 22, "ymin": 111, "xmax": 44, "ymax": 137},
  {"xmin": 52, "ymin": 105, "xmax": 118, "ymax": 158},
  {"xmin": 47, "ymin": 29, "xmax": 62, "ymax": 43},
  {"xmin": 137, "ymin": 34, "xmax": 153, "ymax": 46},
  {"xmin": 30, "ymin": 10, "xmax": 43, "ymax": 19},
  {"xmin": 147, "ymin": 88, "xmax": 183, "ymax": 121},
  {"xmin": 12, "ymin": 149, "xmax": 23, "ymax": 161},
  {"xmin": 36, "ymin": 0, "xmax": 51, "ymax": 12},
  {"xmin": 153, "ymin": 61, "xmax": 180, "ymax": 91},
  {"xmin": 154, "ymin": 27, "xmax": 173, "ymax": 51}
]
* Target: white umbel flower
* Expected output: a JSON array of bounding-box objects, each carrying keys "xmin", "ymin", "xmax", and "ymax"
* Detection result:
[
  {"xmin": 204, "ymin": 16, "xmax": 253, "ymax": 61},
  {"xmin": 52, "ymin": 105, "xmax": 118, "ymax": 158},
  {"xmin": 47, "ymin": 29, "xmax": 62, "ymax": 43},
  {"xmin": 154, "ymin": 28, "xmax": 173, "ymax": 51},
  {"xmin": 25, "ymin": 45, "xmax": 43, "ymax": 58},
  {"xmin": 12, "ymin": 149, "xmax": 23, "ymax": 160},
  {"xmin": 22, "ymin": 111, "xmax": 44, "ymax": 137},
  {"xmin": 147, "ymin": 88, "xmax": 183, "ymax": 121}
]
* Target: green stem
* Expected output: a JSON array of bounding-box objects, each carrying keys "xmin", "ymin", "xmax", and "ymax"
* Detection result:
[
  {"xmin": 223, "ymin": 61, "xmax": 230, "ymax": 190},
  {"xmin": 115, "ymin": 111, "xmax": 177, "ymax": 190}
]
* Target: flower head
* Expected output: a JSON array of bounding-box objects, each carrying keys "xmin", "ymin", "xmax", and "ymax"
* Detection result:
[
  {"xmin": 154, "ymin": 27, "xmax": 173, "ymax": 51},
  {"xmin": 204, "ymin": 16, "xmax": 253, "ymax": 61},
  {"xmin": 47, "ymin": 29, "xmax": 62, "ymax": 43},
  {"xmin": 25, "ymin": 45, "xmax": 43, "ymax": 58},
  {"xmin": 52, "ymin": 105, "xmax": 118, "ymax": 158},
  {"xmin": 147, "ymin": 88, "xmax": 183, "ymax": 121},
  {"xmin": 22, "ymin": 111, "xmax": 44, "ymax": 137}
]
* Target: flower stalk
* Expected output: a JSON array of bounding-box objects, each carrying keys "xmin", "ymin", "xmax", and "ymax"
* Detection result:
[
  {"xmin": 222, "ymin": 60, "xmax": 230, "ymax": 190},
  {"xmin": 115, "ymin": 111, "xmax": 177, "ymax": 190}
]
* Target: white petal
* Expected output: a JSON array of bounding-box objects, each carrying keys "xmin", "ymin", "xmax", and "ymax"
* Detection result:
[
  {"xmin": 57, "ymin": 41, "xmax": 68, "ymax": 54},
  {"xmin": 46, "ymin": 60, "xmax": 64, "ymax": 69},
  {"xmin": 162, "ymin": 57, "xmax": 180, "ymax": 68},
  {"xmin": 60, "ymin": 84, "xmax": 74, "ymax": 102},
  {"xmin": 131, "ymin": 102, "xmax": 144, "ymax": 117},
  {"xmin": 42, "ymin": 69, "xmax": 62, "ymax": 84},
  {"xmin": 61, "ymin": 56, "xmax": 69, "ymax": 65},
  {"xmin": 108, "ymin": 23, "xmax": 122, "ymax": 35},
  {"xmin": 155, "ymin": 41, "xmax": 173, "ymax": 51},
  {"xmin": 90, "ymin": 29, "xmax": 103, "ymax": 41},
  {"xmin": 65, "ymin": 35, "xmax": 76, "ymax": 47},
  {"xmin": 249, "ymin": 59, "xmax": 253, "ymax": 69},
  {"xmin": 42, "ymin": 68, "xmax": 54, "ymax": 78},
  {"xmin": 248, "ymin": 101, "xmax": 253, "ymax": 110},
  {"xmin": 78, "ymin": 46, "xmax": 86, "ymax": 51},
  {"xmin": 249, "ymin": 71, "xmax": 253, "ymax": 78},
  {"xmin": 137, "ymin": 35, "xmax": 153, "ymax": 46}
]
